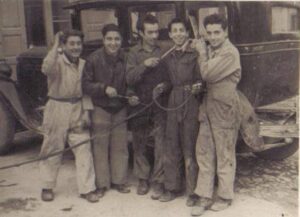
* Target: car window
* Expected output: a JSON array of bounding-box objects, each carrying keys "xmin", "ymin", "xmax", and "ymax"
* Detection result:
[
  {"xmin": 129, "ymin": 4, "xmax": 176, "ymax": 43},
  {"xmin": 185, "ymin": 3, "xmax": 227, "ymax": 38},
  {"xmin": 272, "ymin": 6, "xmax": 300, "ymax": 34},
  {"xmin": 80, "ymin": 8, "xmax": 118, "ymax": 41}
]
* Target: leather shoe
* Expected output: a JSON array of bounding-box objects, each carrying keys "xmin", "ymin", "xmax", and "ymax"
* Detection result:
[
  {"xmin": 159, "ymin": 190, "xmax": 176, "ymax": 202},
  {"xmin": 80, "ymin": 191, "xmax": 99, "ymax": 203},
  {"xmin": 112, "ymin": 184, "xmax": 131, "ymax": 194},
  {"xmin": 151, "ymin": 183, "xmax": 164, "ymax": 200},
  {"xmin": 41, "ymin": 189, "xmax": 54, "ymax": 202},
  {"xmin": 210, "ymin": 198, "xmax": 232, "ymax": 211},
  {"xmin": 137, "ymin": 179, "xmax": 149, "ymax": 195},
  {"xmin": 191, "ymin": 197, "xmax": 213, "ymax": 216},
  {"xmin": 95, "ymin": 187, "xmax": 106, "ymax": 198},
  {"xmin": 186, "ymin": 194, "xmax": 199, "ymax": 207}
]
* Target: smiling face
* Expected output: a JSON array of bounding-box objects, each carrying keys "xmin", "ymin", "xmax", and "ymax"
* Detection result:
[
  {"xmin": 103, "ymin": 31, "xmax": 122, "ymax": 56},
  {"xmin": 206, "ymin": 23, "xmax": 227, "ymax": 49},
  {"xmin": 140, "ymin": 23, "xmax": 159, "ymax": 47},
  {"xmin": 62, "ymin": 36, "xmax": 83, "ymax": 59},
  {"xmin": 169, "ymin": 22, "xmax": 189, "ymax": 47}
]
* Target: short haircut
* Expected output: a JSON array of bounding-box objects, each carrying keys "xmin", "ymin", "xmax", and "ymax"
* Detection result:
[
  {"xmin": 168, "ymin": 18, "xmax": 189, "ymax": 32},
  {"xmin": 102, "ymin": 23, "xmax": 121, "ymax": 37},
  {"xmin": 60, "ymin": 29, "xmax": 84, "ymax": 44},
  {"xmin": 204, "ymin": 14, "xmax": 228, "ymax": 30},
  {"xmin": 136, "ymin": 14, "xmax": 159, "ymax": 32}
]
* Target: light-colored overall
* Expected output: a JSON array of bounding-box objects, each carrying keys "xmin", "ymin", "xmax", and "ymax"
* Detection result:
[
  {"xmin": 39, "ymin": 50, "xmax": 96, "ymax": 194},
  {"xmin": 195, "ymin": 39, "xmax": 241, "ymax": 200}
]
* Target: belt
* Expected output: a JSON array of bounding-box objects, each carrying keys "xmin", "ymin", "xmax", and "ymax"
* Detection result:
[{"xmin": 48, "ymin": 96, "xmax": 82, "ymax": 104}]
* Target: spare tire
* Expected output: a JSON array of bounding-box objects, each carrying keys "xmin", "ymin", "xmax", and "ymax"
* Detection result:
[{"xmin": 0, "ymin": 99, "xmax": 16, "ymax": 155}]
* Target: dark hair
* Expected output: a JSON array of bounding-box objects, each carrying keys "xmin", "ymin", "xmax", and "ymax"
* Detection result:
[
  {"xmin": 168, "ymin": 18, "xmax": 189, "ymax": 32},
  {"xmin": 102, "ymin": 23, "xmax": 121, "ymax": 37},
  {"xmin": 136, "ymin": 14, "xmax": 159, "ymax": 32},
  {"xmin": 203, "ymin": 14, "xmax": 228, "ymax": 30},
  {"xmin": 60, "ymin": 29, "xmax": 84, "ymax": 44}
]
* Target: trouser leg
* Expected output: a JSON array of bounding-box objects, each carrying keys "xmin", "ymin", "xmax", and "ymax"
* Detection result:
[
  {"xmin": 182, "ymin": 117, "xmax": 199, "ymax": 195},
  {"xmin": 194, "ymin": 118, "xmax": 216, "ymax": 199},
  {"xmin": 68, "ymin": 129, "xmax": 96, "ymax": 194},
  {"xmin": 91, "ymin": 107, "xmax": 111, "ymax": 189},
  {"xmin": 39, "ymin": 127, "xmax": 66, "ymax": 190},
  {"xmin": 164, "ymin": 113, "xmax": 183, "ymax": 192},
  {"xmin": 110, "ymin": 108, "xmax": 129, "ymax": 185},
  {"xmin": 151, "ymin": 111, "xmax": 166, "ymax": 184},
  {"xmin": 132, "ymin": 127, "xmax": 151, "ymax": 180},
  {"xmin": 214, "ymin": 127, "xmax": 238, "ymax": 200}
]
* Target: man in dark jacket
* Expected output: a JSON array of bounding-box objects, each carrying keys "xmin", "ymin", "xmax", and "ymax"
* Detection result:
[
  {"xmin": 126, "ymin": 14, "xmax": 170, "ymax": 199},
  {"xmin": 82, "ymin": 24, "xmax": 138, "ymax": 197}
]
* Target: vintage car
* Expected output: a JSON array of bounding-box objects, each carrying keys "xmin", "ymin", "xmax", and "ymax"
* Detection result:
[{"xmin": 0, "ymin": 1, "xmax": 299, "ymax": 160}]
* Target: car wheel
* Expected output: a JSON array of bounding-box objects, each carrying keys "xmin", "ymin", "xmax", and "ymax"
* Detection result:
[
  {"xmin": 0, "ymin": 99, "xmax": 16, "ymax": 155},
  {"xmin": 254, "ymin": 137, "xmax": 298, "ymax": 160}
]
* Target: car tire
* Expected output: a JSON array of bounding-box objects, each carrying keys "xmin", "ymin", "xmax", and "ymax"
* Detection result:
[
  {"xmin": 254, "ymin": 137, "xmax": 298, "ymax": 161},
  {"xmin": 0, "ymin": 99, "xmax": 16, "ymax": 155}
]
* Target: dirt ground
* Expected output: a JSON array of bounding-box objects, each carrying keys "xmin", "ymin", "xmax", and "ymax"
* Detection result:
[{"xmin": 0, "ymin": 131, "xmax": 298, "ymax": 217}]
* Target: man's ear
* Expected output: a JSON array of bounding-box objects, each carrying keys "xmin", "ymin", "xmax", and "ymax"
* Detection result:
[
  {"xmin": 138, "ymin": 30, "xmax": 144, "ymax": 38},
  {"xmin": 168, "ymin": 32, "xmax": 172, "ymax": 39}
]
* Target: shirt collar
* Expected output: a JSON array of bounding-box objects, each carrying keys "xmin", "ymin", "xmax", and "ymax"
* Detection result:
[
  {"xmin": 136, "ymin": 41, "xmax": 160, "ymax": 53},
  {"xmin": 102, "ymin": 47, "xmax": 125, "ymax": 62}
]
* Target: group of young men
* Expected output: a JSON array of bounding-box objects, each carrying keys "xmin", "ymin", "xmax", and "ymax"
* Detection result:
[{"xmin": 39, "ymin": 13, "xmax": 242, "ymax": 216}]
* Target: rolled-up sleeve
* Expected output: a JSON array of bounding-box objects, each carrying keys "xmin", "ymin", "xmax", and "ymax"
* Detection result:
[{"xmin": 41, "ymin": 49, "xmax": 59, "ymax": 75}]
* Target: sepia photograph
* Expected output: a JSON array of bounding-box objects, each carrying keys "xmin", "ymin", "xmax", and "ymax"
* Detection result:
[{"xmin": 0, "ymin": 0, "xmax": 298, "ymax": 217}]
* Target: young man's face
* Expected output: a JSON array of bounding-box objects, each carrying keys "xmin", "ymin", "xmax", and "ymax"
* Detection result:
[
  {"xmin": 140, "ymin": 23, "xmax": 159, "ymax": 47},
  {"xmin": 62, "ymin": 36, "xmax": 83, "ymax": 59},
  {"xmin": 103, "ymin": 31, "xmax": 122, "ymax": 55},
  {"xmin": 169, "ymin": 23, "xmax": 189, "ymax": 47},
  {"xmin": 206, "ymin": 24, "xmax": 227, "ymax": 49}
]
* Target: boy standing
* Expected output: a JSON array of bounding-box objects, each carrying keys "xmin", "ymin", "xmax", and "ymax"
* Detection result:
[
  {"xmin": 39, "ymin": 30, "xmax": 98, "ymax": 203},
  {"xmin": 191, "ymin": 14, "xmax": 241, "ymax": 216},
  {"xmin": 160, "ymin": 18, "xmax": 203, "ymax": 206}
]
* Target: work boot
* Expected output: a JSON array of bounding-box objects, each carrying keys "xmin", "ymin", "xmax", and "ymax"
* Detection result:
[
  {"xmin": 41, "ymin": 189, "xmax": 54, "ymax": 202},
  {"xmin": 210, "ymin": 198, "xmax": 232, "ymax": 211},
  {"xmin": 186, "ymin": 194, "xmax": 199, "ymax": 207},
  {"xmin": 137, "ymin": 179, "xmax": 149, "ymax": 195},
  {"xmin": 151, "ymin": 183, "xmax": 164, "ymax": 200},
  {"xmin": 159, "ymin": 190, "xmax": 176, "ymax": 202},
  {"xmin": 80, "ymin": 191, "xmax": 99, "ymax": 203},
  {"xmin": 94, "ymin": 187, "xmax": 106, "ymax": 198},
  {"xmin": 191, "ymin": 197, "xmax": 213, "ymax": 216},
  {"xmin": 112, "ymin": 184, "xmax": 131, "ymax": 194}
]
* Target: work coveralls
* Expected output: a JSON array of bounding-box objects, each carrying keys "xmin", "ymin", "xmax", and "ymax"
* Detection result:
[
  {"xmin": 126, "ymin": 43, "xmax": 170, "ymax": 185},
  {"xmin": 82, "ymin": 48, "xmax": 129, "ymax": 189},
  {"xmin": 195, "ymin": 39, "xmax": 241, "ymax": 200},
  {"xmin": 163, "ymin": 48, "xmax": 202, "ymax": 195},
  {"xmin": 39, "ymin": 50, "xmax": 96, "ymax": 194}
]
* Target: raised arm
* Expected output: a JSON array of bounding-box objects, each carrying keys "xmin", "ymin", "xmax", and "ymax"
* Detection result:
[
  {"xmin": 41, "ymin": 32, "xmax": 62, "ymax": 76},
  {"xmin": 126, "ymin": 51, "xmax": 147, "ymax": 85}
]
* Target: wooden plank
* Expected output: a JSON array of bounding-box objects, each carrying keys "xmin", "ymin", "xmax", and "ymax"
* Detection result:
[
  {"xmin": 259, "ymin": 124, "xmax": 299, "ymax": 138},
  {"xmin": 256, "ymin": 96, "xmax": 298, "ymax": 113}
]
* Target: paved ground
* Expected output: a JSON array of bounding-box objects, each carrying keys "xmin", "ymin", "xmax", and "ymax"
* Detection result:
[{"xmin": 0, "ymin": 131, "xmax": 298, "ymax": 217}]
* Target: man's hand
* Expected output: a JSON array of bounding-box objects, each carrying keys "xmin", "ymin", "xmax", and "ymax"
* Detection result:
[
  {"xmin": 191, "ymin": 83, "xmax": 203, "ymax": 95},
  {"xmin": 128, "ymin": 96, "xmax": 140, "ymax": 106},
  {"xmin": 105, "ymin": 86, "xmax": 118, "ymax": 98},
  {"xmin": 153, "ymin": 83, "xmax": 165, "ymax": 98},
  {"xmin": 192, "ymin": 38, "xmax": 207, "ymax": 55},
  {"xmin": 144, "ymin": 57, "xmax": 160, "ymax": 68},
  {"xmin": 54, "ymin": 31, "xmax": 63, "ymax": 47}
]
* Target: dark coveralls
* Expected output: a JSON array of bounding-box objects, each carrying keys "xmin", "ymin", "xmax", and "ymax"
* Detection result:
[
  {"xmin": 163, "ymin": 48, "xmax": 202, "ymax": 195},
  {"xmin": 82, "ymin": 48, "xmax": 129, "ymax": 189},
  {"xmin": 126, "ymin": 43, "xmax": 170, "ymax": 185}
]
